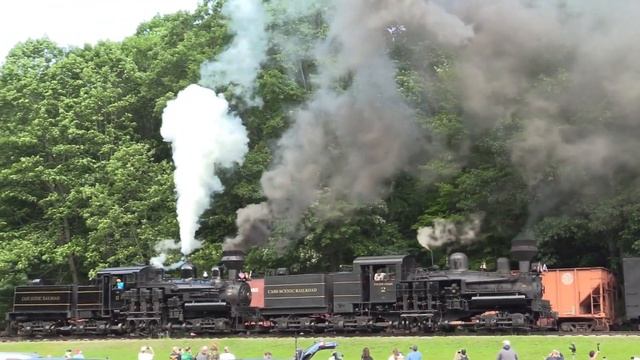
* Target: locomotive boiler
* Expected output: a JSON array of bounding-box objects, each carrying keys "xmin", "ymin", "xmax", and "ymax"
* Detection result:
[{"xmin": 6, "ymin": 251, "xmax": 252, "ymax": 337}]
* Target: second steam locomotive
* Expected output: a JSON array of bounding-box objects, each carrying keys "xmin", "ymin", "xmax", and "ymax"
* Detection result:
[{"xmin": 7, "ymin": 240, "xmax": 556, "ymax": 336}]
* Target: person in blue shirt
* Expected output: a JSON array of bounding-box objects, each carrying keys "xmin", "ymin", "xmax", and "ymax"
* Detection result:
[
  {"xmin": 115, "ymin": 278, "xmax": 125, "ymax": 290},
  {"xmin": 407, "ymin": 345, "xmax": 422, "ymax": 360}
]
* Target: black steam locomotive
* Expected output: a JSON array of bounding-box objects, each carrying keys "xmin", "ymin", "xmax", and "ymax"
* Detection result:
[
  {"xmin": 251, "ymin": 239, "xmax": 555, "ymax": 332},
  {"xmin": 6, "ymin": 252, "xmax": 252, "ymax": 337},
  {"xmin": 5, "ymin": 240, "xmax": 555, "ymax": 336}
]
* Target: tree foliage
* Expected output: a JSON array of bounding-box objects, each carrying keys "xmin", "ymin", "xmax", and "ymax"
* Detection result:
[{"xmin": 0, "ymin": 1, "xmax": 638, "ymax": 321}]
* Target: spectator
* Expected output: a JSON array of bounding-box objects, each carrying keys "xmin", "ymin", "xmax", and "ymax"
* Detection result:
[
  {"xmin": 138, "ymin": 345, "xmax": 154, "ymax": 360},
  {"xmin": 497, "ymin": 340, "xmax": 518, "ymax": 360},
  {"xmin": 170, "ymin": 346, "xmax": 182, "ymax": 360},
  {"xmin": 389, "ymin": 348, "xmax": 404, "ymax": 360},
  {"xmin": 454, "ymin": 349, "xmax": 469, "ymax": 360},
  {"xmin": 264, "ymin": 352, "xmax": 273, "ymax": 360},
  {"xmin": 209, "ymin": 344, "xmax": 220, "ymax": 360},
  {"xmin": 182, "ymin": 347, "xmax": 194, "ymax": 360},
  {"xmin": 407, "ymin": 345, "xmax": 422, "ymax": 360},
  {"xmin": 220, "ymin": 346, "xmax": 236, "ymax": 360},
  {"xmin": 196, "ymin": 346, "xmax": 210, "ymax": 360},
  {"xmin": 589, "ymin": 350, "xmax": 599, "ymax": 360},
  {"xmin": 361, "ymin": 348, "xmax": 373, "ymax": 360},
  {"xmin": 546, "ymin": 350, "xmax": 563, "ymax": 360},
  {"xmin": 72, "ymin": 350, "xmax": 85, "ymax": 359}
]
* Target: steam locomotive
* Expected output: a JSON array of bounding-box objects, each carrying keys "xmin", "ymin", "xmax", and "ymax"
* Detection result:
[
  {"xmin": 248, "ymin": 239, "xmax": 555, "ymax": 332},
  {"xmin": 6, "ymin": 252, "xmax": 252, "ymax": 337},
  {"xmin": 6, "ymin": 240, "xmax": 555, "ymax": 336}
]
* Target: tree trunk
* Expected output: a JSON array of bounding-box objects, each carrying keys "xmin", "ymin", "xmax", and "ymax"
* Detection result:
[
  {"xmin": 67, "ymin": 253, "xmax": 79, "ymax": 284},
  {"xmin": 63, "ymin": 216, "xmax": 79, "ymax": 284}
]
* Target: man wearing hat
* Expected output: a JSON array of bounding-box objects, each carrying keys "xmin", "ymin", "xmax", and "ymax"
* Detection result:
[
  {"xmin": 497, "ymin": 340, "xmax": 518, "ymax": 360},
  {"xmin": 407, "ymin": 345, "xmax": 422, "ymax": 360}
]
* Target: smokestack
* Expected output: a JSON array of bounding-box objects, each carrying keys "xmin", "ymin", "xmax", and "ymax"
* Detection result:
[
  {"xmin": 180, "ymin": 260, "xmax": 197, "ymax": 279},
  {"xmin": 220, "ymin": 250, "xmax": 246, "ymax": 280},
  {"xmin": 510, "ymin": 239, "xmax": 538, "ymax": 273}
]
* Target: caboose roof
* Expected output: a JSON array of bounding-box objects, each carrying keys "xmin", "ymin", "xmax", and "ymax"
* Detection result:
[
  {"xmin": 353, "ymin": 255, "xmax": 408, "ymax": 265},
  {"xmin": 97, "ymin": 265, "xmax": 150, "ymax": 275}
]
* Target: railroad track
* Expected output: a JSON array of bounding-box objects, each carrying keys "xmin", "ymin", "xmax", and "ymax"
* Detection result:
[{"xmin": 1, "ymin": 331, "xmax": 640, "ymax": 342}]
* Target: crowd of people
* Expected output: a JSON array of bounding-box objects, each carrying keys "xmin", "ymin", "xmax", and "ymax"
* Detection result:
[
  {"xmin": 62, "ymin": 349, "xmax": 85, "ymax": 359},
  {"xmin": 127, "ymin": 339, "xmax": 635, "ymax": 360},
  {"xmin": 137, "ymin": 344, "xmax": 237, "ymax": 360},
  {"xmin": 367, "ymin": 340, "xmax": 609, "ymax": 360},
  {"xmin": 380, "ymin": 344, "xmax": 462, "ymax": 360}
]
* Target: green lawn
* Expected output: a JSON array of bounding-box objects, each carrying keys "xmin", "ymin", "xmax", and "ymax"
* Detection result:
[{"xmin": 0, "ymin": 335, "xmax": 638, "ymax": 360}]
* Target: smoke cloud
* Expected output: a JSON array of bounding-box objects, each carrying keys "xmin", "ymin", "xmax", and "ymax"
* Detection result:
[
  {"xmin": 417, "ymin": 213, "xmax": 484, "ymax": 250},
  {"xmin": 444, "ymin": 1, "xmax": 640, "ymax": 228},
  {"xmin": 200, "ymin": 0, "xmax": 267, "ymax": 105},
  {"xmin": 227, "ymin": 0, "xmax": 473, "ymax": 251},
  {"xmin": 227, "ymin": 0, "xmax": 640, "ymax": 251},
  {"xmin": 161, "ymin": 84, "xmax": 248, "ymax": 255},
  {"xmin": 224, "ymin": 203, "xmax": 271, "ymax": 251},
  {"xmin": 149, "ymin": 239, "xmax": 182, "ymax": 269}
]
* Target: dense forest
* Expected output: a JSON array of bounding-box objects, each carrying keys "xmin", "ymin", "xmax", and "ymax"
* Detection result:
[{"xmin": 1, "ymin": 0, "xmax": 640, "ymax": 316}]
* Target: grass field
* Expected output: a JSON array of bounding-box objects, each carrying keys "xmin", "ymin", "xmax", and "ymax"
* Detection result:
[{"xmin": 0, "ymin": 335, "xmax": 638, "ymax": 360}]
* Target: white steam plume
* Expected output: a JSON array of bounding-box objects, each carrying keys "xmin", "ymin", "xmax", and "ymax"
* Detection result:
[
  {"xmin": 149, "ymin": 239, "xmax": 182, "ymax": 269},
  {"xmin": 156, "ymin": 0, "xmax": 266, "ymax": 262},
  {"xmin": 200, "ymin": 0, "xmax": 268, "ymax": 105},
  {"xmin": 161, "ymin": 84, "xmax": 249, "ymax": 255},
  {"xmin": 417, "ymin": 214, "xmax": 484, "ymax": 250}
]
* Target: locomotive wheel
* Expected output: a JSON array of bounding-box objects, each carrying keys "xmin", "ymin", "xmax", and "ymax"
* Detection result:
[
  {"xmin": 6, "ymin": 321, "xmax": 17, "ymax": 336},
  {"xmin": 127, "ymin": 320, "xmax": 138, "ymax": 336},
  {"xmin": 47, "ymin": 323, "xmax": 57, "ymax": 335},
  {"xmin": 147, "ymin": 320, "xmax": 160, "ymax": 338}
]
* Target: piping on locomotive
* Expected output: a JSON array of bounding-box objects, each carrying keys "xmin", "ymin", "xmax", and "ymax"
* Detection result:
[{"xmin": 5, "ymin": 239, "xmax": 562, "ymax": 336}]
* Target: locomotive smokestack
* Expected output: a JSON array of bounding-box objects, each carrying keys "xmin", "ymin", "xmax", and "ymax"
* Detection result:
[
  {"xmin": 510, "ymin": 239, "xmax": 538, "ymax": 273},
  {"xmin": 220, "ymin": 250, "xmax": 246, "ymax": 280},
  {"xmin": 180, "ymin": 259, "xmax": 197, "ymax": 279}
]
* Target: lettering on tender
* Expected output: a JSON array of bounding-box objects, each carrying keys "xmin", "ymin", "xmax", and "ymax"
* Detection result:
[
  {"xmin": 20, "ymin": 295, "xmax": 62, "ymax": 302},
  {"xmin": 266, "ymin": 287, "xmax": 318, "ymax": 295}
]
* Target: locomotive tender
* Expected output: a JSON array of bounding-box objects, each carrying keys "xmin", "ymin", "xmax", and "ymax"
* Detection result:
[{"xmin": 6, "ymin": 240, "xmax": 554, "ymax": 336}]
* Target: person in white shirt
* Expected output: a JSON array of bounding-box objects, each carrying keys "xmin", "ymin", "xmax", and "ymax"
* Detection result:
[
  {"xmin": 138, "ymin": 345, "xmax": 155, "ymax": 360},
  {"xmin": 220, "ymin": 346, "xmax": 236, "ymax": 360}
]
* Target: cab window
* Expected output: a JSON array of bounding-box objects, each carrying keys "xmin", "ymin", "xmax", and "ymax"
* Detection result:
[{"xmin": 372, "ymin": 265, "xmax": 395, "ymax": 281}]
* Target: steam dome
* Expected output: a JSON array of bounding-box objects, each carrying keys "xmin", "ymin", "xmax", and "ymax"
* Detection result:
[{"xmin": 449, "ymin": 252, "xmax": 468, "ymax": 271}]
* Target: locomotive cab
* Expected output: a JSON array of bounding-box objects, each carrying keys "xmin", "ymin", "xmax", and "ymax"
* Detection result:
[
  {"xmin": 96, "ymin": 266, "xmax": 162, "ymax": 316},
  {"xmin": 353, "ymin": 255, "xmax": 415, "ymax": 304}
]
